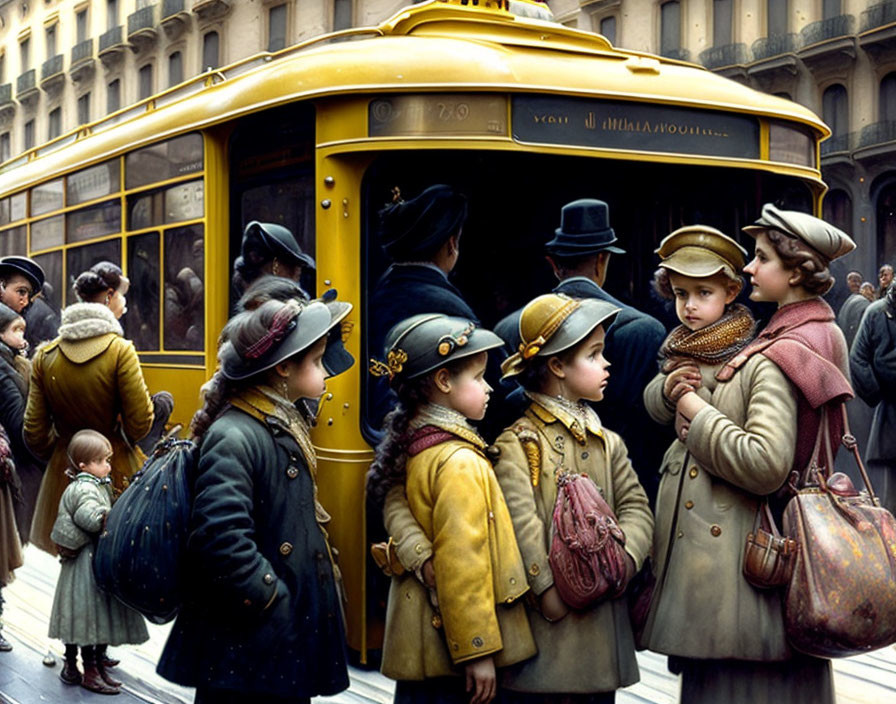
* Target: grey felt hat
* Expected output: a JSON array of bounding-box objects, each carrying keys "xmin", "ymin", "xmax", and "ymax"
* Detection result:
[
  {"xmin": 370, "ymin": 313, "xmax": 503, "ymax": 382},
  {"xmin": 742, "ymin": 203, "xmax": 855, "ymax": 261}
]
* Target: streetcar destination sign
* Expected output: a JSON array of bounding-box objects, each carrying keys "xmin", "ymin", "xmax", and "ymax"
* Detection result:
[{"xmin": 512, "ymin": 95, "xmax": 760, "ymax": 159}]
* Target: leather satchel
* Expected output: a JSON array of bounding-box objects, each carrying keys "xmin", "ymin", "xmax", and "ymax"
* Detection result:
[
  {"xmin": 781, "ymin": 406, "xmax": 896, "ymax": 658},
  {"xmin": 549, "ymin": 471, "xmax": 628, "ymax": 610},
  {"xmin": 743, "ymin": 499, "xmax": 797, "ymax": 589}
]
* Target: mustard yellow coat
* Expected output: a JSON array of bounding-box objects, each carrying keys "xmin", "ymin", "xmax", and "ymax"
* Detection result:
[
  {"xmin": 381, "ymin": 433, "xmax": 536, "ymax": 681},
  {"xmin": 24, "ymin": 303, "xmax": 154, "ymax": 555}
]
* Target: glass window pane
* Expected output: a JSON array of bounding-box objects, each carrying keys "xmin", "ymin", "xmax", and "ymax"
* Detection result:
[
  {"xmin": 661, "ymin": 2, "xmax": 681, "ymax": 54},
  {"xmin": 31, "ymin": 215, "xmax": 65, "ymax": 251},
  {"xmin": 168, "ymin": 52, "xmax": 183, "ymax": 87},
  {"xmin": 67, "ymin": 200, "xmax": 122, "ymax": 243},
  {"xmin": 125, "ymin": 231, "xmax": 160, "ymax": 350},
  {"xmin": 881, "ymin": 73, "xmax": 896, "ymax": 122},
  {"xmin": 0, "ymin": 226, "xmax": 27, "ymax": 256},
  {"xmin": 107, "ymin": 79, "xmax": 120, "ymax": 114},
  {"xmin": 822, "ymin": 0, "xmax": 840, "ymax": 20},
  {"xmin": 599, "ymin": 17, "xmax": 617, "ymax": 44},
  {"xmin": 334, "ymin": 0, "xmax": 352, "ymax": 31},
  {"xmin": 767, "ymin": 0, "xmax": 788, "ymax": 36},
  {"xmin": 67, "ymin": 160, "xmax": 121, "ymax": 205},
  {"xmin": 125, "ymin": 133, "xmax": 203, "ymax": 190},
  {"xmin": 128, "ymin": 180, "xmax": 203, "ymax": 230},
  {"xmin": 66, "ymin": 239, "xmax": 121, "ymax": 306},
  {"xmin": 268, "ymin": 4, "xmax": 287, "ymax": 52},
  {"xmin": 164, "ymin": 225, "xmax": 204, "ymax": 350},
  {"xmin": 32, "ymin": 250, "xmax": 62, "ymax": 314},
  {"xmin": 0, "ymin": 200, "xmax": 9, "ymax": 227},
  {"xmin": 10, "ymin": 193, "xmax": 26, "ymax": 222},
  {"xmin": 202, "ymin": 31, "xmax": 219, "ymax": 70},
  {"xmin": 32, "ymin": 179, "xmax": 65, "ymax": 216},
  {"xmin": 713, "ymin": 0, "xmax": 732, "ymax": 46},
  {"xmin": 823, "ymin": 84, "xmax": 848, "ymax": 136},
  {"xmin": 138, "ymin": 64, "xmax": 153, "ymax": 100}
]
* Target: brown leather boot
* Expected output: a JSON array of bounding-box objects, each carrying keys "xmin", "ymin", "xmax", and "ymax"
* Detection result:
[
  {"xmin": 80, "ymin": 646, "xmax": 120, "ymax": 695},
  {"xmin": 98, "ymin": 644, "xmax": 120, "ymax": 668},
  {"xmin": 59, "ymin": 644, "xmax": 81, "ymax": 685}
]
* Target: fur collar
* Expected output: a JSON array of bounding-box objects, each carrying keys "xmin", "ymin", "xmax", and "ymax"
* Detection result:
[{"xmin": 58, "ymin": 303, "xmax": 123, "ymax": 341}]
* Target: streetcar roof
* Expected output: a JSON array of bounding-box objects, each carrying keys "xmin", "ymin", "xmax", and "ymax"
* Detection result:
[{"xmin": 0, "ymin": 0, "xmax": 827, "ymax": 192}]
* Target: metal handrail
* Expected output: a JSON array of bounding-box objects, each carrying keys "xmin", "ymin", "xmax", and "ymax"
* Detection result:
[
  {"xmin": 41, "ymin": 54, "xmax": 64, "ymax": 81},
  {"xmin": 162, "ymin": 0, "xmax": 185, "ymax": 20},
  {"xmin": 751, "ymin": 33, "xmax": 799, "ymax": 60},
  {"xmin": 71, "ymin": 38, "xmax": 94, "ymax": 64},
  {"xmin": 0, "ymin": 84, "xmax": 12, "ymax": 106},
  {"xmin": 128, "ymin": 5, "xmax": 157, "ymax": 35},
  {"xmin": 858, "ymin": 120, "xmax": 896, "ymax": 148},
  {"xmin": 821, "ymin": 132, "xmax": 853, "ymax": 154},
  {"xmin": 99, "ymin": 26, "xmax": 125, "ymax": 53},
  {"xmin": 699, "ymin": 42, "xmax": 749, "ymax": 68},
  {"xmin": 800, "ymin": 14, "xmax": 855, "ymax": 47},
  {"xmin": 16, "ymin": 69, "xmax": 36, "ymax": 95},
  {"xmin": 660, "ymin": 47, "xmax": 691, "ymax": 61},
  {"xmin": 861, "ymin": 0, "xmax": 896, "ymax": 32}
]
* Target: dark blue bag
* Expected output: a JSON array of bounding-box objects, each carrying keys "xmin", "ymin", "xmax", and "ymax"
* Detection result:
[{"xmin": 94, "ymin": 437, "xmax": 196, "ymax": 624}]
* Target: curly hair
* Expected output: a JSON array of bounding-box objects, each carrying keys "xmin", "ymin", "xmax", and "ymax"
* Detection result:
[
  {"xmin": 74, "ymin": 261, "xmax": 126, "ymax": 302},
  {"xmin": 651, "ymin": 267, "xmax": 744, "ymax": 301},
  {"xmin": 764, "ymin": 229, "xmax": 835, "ymax": 295}
]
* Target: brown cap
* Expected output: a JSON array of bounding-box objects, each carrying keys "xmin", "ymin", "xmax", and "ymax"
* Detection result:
[
  {"xmin": 656, "ymin": 225, "xmax": 747, "ymax": 280},
  {"xmin": 742, "ymin": 203, "xmax": 855, "ymax": 261}
]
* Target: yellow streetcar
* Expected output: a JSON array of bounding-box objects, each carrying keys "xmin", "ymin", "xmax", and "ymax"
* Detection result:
[{"xmin": 0, "ymin": 0, "xmax": 829, "ymax": 661}]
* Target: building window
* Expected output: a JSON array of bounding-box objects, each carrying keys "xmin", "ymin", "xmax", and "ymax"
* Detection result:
[
  {"xmin": 107, "ymin": 79, "xmax": 120, "ymax": 114},
  {"xmin": 78, "ymin": 93, "xmax": 91, "ymax": 125},
  {"xmin": 107, "ymin": 0, "xmax": 119, "ymax": 30},
  {"xmin": 0, "ymin": 133, "xmax": 10, "ymax": 163},
  {"xmin": 660, "ymin": 1, "xmax": 681, "ymax": 56},
  {"xmin": 139, "ymin": 64, "xmax": 153, "ymax": 100},
  {"xmin": 168, "ymin": 52, "xmax": 183, "ymax": 87},
  {"xmin": 334, "ymin": 0, "xmax": 352, "ymax": 31},
  {"xmin": 202, "ymin": 31, "xmax": 219, "ymax": 70},
  {"xmin": 20, "ymin": 38, "xmax": 30, "ymax": 71},
  {"xmin": 823, "ymin": 189, "xmax": 852, "ymax": 235},
  {"xmin": 46, "ymin": 25, "xmax": 57, "ymax": 58},
  {"xmin": 268, "ymin": 4, "xmax": 288, "ymax": 52},
  {"xmin": 48, "ymin": 108, "xmax": 62, "ymax": 140},
  {"xmin": 880, "ymin": 73, "xmax": 896, "ymax": 122},
  {"xmin": 0, "ymin": 53, "xmax": 5, "ymax": 83},
  {"xmin": 822, "ymin": 84, "xmax": 849, "ymax": 137},
  {"xmin": 713, "ymin": 0, "xmax": 733, "ymax": 46},
  {"xmin": 822, "ymin": 0, "xmax": 841, "ymax": 19},
  {"xmin": 767, "ymin": 0, "xmax": 788, "ymax": 36},
  {"xmin": 24, "ymin": 120, "xmax": 35, "ymax": 151},
  {"xmin": 76, "ymin": 9, "xmax": 89, "ymax": 44},
  {"xmin": 599, "ymin": 16, "xmax": 617, "ymax": 44}
]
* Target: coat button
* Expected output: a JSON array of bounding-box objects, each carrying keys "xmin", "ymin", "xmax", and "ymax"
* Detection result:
[
  {"xmin": 286, "ymin": 466, "xmax": 299, "ymax": 479},
  {"xmin": 710, "ymin": 525, "xmax": 722, "ymax": 537},
  {"xmin": 684, "ymin": 500, "xmax": 694, "ymax": 510},
  {"xmin": 677, "ymin": 531, "xmax": 684, "ymax": 539},
  {"xmin": 263, "ymin": 573, "xmax": 274, "ymax": 585},
  {"xmin": 509, "ymin": 577, "xmax": 516, "ymax": 585},
  {"xmin": 529, "ymin": 563, "xmax": 540, "ymax": 576},
  {"xmin": 472, "ymin": 636, "xmax": 484, "ymax": 648},
  {"xmin": 581, "ymin": 451, "xmax": 589, "ymax": 460},
  {"xmin": 414, "ymin": 544, "xmax": 423, "ymax": 554},
  {"xmin": 689, "ymin": 467, "xmax": 698, "ymax": 478},
  {"xmin": 279, "ymin": 542, "xmax": 293, "ymax": 556}
]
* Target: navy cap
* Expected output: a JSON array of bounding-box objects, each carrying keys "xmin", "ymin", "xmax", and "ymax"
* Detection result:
[
  {"xmin": 545, "ymin": 199, "xmax": 625, "ymax": 257},
  {"xmin": 378, "ymin": 185, "xmax": 467, "ymax": 260},
  {"xmin": 0, "ymin": 256, "xmax": 45, "ymax": 292}
]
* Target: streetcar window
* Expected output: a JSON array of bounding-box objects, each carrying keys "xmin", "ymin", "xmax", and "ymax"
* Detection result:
[
  {"xmin": 125, "ymin": 231, "xmax": 161, "ymax": 351},
  {"xmin": 65, "ymin": 239, "xmax": 121, "ymax": 305},
  {"xmin": 67, "ymin": 160, "xmax": 120, "ymax": 205},
  {"xmin": 31, "ymin": 179, "xmax": 64, "ymax": 216},
  {"xmin": 67, "ymin": 200, "xmax": 122, "ymax": 243},
  {"xmin": 164, "ymin": 225, "xmax": 204, "ymax": 351},
  {"xmin": 31, "ymin": 215, "xmax": 65, "ymax": 251},
  {"xmin": 0, "ymin": 226, "xmax": 26, "ymax": 256},
  {"xmin": 128, "ymin": 179, "xmax": 204, "ymax": 229},
  {"xmin": 125, "ymin": 133, "xmax": 203, "ymax": 190},
  {"xmin": 769, "ymin": 122, "xmax": 814, "ymax": 167},
  {"xmin": 9, "ymin": 193, "xmax": 25, "ymax": 223},
  {"xmin": 0, "ymin": 200, "xmax": 8, "ymax": 226},
  {"xmin": 32, "ymin": 250, "xmax": 62, "ymax": 313}
]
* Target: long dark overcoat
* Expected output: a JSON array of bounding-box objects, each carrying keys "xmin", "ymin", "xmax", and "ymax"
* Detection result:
[{"xmin": 157, "ymin": 405, "xmax": 349, "ymax": 699}]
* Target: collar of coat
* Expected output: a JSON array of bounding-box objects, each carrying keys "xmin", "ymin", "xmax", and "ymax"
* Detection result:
[
  {"xmin": 408, "ymin": 403, "xmax": 486, "ymax": 451},
  {"xmin": 525, "ymin": 391, "xmax": 604, "ymax": 445},
  {"xmin": 46, "ymin": 303, "xmax": 124, "ymax": 364}
]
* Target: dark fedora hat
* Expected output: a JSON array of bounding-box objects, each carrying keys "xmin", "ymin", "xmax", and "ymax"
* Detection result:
[
  {"xmin": 544, "ymin": 199, "xmax": 625, "ymax": 257},
  {"xmin": 0, "ymin": 255, "xmax": 45, "ymax": 292},
  {"xmin": 242, "ymin": 221, "xmax": 316, "ymax": 271},
  {"xmin": 378, "ymin": 185, "xmax": 467, "ymax": 261}
]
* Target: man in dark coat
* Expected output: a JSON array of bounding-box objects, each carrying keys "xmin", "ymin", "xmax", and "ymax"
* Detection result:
[
  {"xmin": 849, "ymin": 282, "xmax": 896, "ymax": 514},
  {"xmin": 494, "ymin": 199, "xmax": 668, "ymax": 504},
  {"xmin": 23, "ymin": 285, "xmax": 60, "ymax": 352}
]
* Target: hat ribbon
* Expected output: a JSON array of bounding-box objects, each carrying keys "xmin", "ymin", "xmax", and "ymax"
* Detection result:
[
  {"xmin": 437, "ymin": 321, "xmax": 474, "ymax": 357},
  {"xmin": 244, "ymin": 299, "xmax": 303, "ymax": 360},
  {"xmin": 369, "ymin": 348, "xmax": 408, "ymax": 380},
  {"xmin": 518, "ymin": 298, "xmax": 581, "ymax": 360}
]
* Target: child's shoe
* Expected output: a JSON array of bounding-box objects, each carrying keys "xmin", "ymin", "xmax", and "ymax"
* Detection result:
[
  {"xmin": 0, "ymin": 630, "xmax": 12, "ymax": 652},
  {"xmin": 59, "ymin": 645, "xmax": 82, "ymax": 685},
  {"xmin": 80, "ymin": 646, "xmax": 120, "ymax": 695}
]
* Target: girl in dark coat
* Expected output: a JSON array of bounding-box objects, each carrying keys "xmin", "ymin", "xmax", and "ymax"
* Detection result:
[{"xmin": 158, "ymin": 296, "xmax": 353, "ymax": 704}]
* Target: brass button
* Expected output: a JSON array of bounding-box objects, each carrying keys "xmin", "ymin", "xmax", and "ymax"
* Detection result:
[
  {"xmin": 509, "ymin": 577, "xmax": 516, "ymax": 585},
  {"xmin": 431, "ymin": 614, "xmax": 442, "ymax": 629},
  {"xmin": 453, "ymin": 642, "xmax": 459, "ymax": 651},
  {"xmin": 677, "ymin": 531, "xmax": 684, "ymax": 539},
  {"xmin": 414, "ymin": 544, "xmax": 423, "ymax": 554},
  {"xmin": 279, "ymin": 542, "xmax": 293, "ymax": 556},
  {"xmin": 286, "ymin": 466, "xmax": 299, "ymax": 479},
  {"xmin": 263, "ymin": 573, "xmax": 274, "ymax": 585},
  {"xmin": 529, "ymin": 563, "xmax": 540, "ymax": 576},
  {"xmin": 689, "ymin": 467, "xmax": 698, "ymax": 478},
  {"xmin": 710, "ymin": 525, "xmax": 722, "ymax": 537},
  {"xmin": 472, "ymin": 636, "xmax": 484, "ymax": 648},
  {"xmin": 684, "ymin": 500, "xmax": 694, "ymax": 510}
]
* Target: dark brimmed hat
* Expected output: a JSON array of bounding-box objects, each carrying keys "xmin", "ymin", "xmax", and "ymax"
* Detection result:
[
  {"xmin": 242, "ymin": 221, "xmax": 316, "ymax": 271},
  {"xmin": 0, "ymin": 256, "xmax": 45, "ymax": 292},
  {"xmin": 544, "ymin": 199, "xmax": 625, "ymax": 257},
  {"xmin": 321, "ymin": 293, "xmax": 354, "ymax": 377},
  {"xmin": 370, "ymin": 313, "xmax": 503, "ymax": 382},
  {"xmin": 502, "ymin": 294, "xmax": 619, "ymax": 379},
  {"xmin": 742, "ymin": 203, "xmax": 855, "ymax": 262},
  {"xmin": 220, "ymin": 299, "xmax": 352, "ymax": 380},
  {"xmin": 378, "ymin": 185, "xmax": 467, "ymax": 260},
  {"xmin": 656, "ymin": 225, "xmax": 747, "ymax": 280}
]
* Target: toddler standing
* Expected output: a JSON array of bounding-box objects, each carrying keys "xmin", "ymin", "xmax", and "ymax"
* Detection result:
[{"xmin": 49, "ymin": 429, "xmax": 148, "ymax": 695}]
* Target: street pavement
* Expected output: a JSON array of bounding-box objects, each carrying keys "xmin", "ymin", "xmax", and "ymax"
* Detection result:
[{"xmin": 1, "ymin": 545, "xmax": 894, "ymax": 703}]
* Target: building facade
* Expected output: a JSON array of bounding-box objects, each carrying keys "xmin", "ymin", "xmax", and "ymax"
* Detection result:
[{"xmin": 1, "ymin": 0, "xmax": 892, "ymax": 276}]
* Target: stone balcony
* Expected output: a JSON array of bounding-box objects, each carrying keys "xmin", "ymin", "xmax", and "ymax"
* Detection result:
[
  {"xmin": 161, "ymin": 0, "xmax": 191, "ymax": 41},
  {"xmin": 659, "ymin": 47, "xmax": 691, "ymax": 62},
  {"xmin": 859, "ymin": 0, "xmax": 896, "ymax": 60},
  {"xmin": 854, "ymin": 120, "xmax": 896, "ymax": 164},
  {"xmin": 798, "ymin": 14, "xmax": 857, "ymax": 72},
  {"xmin": 192, "ymin": 0, "xmax": 232, "ymax": 22},
  {"xmin": 16, "ymin": 69, "xmax": 38, "ymax": 107},
  {"xmin": 699, "ymin": 43, "xmax": 749, "ymax": 79},
  {"xmin": 70, "ymin": 38, "xmax": 96, "ymax": 83},
  {"xmin": 0, "ymin": 84, "xmax": 14, "ymax": 122},
  {"xmin": 40, "ymin": 54, "xmax": 65, "ymax": 95},
  {"xmin": 98, "ymin": 25, "xmax": 128, "ymax": 68},
  {"xmin": 128, "ymin": 5, "xmax": 159, "ymax": 53},
  {"xmin": 748, "ymin": 33, "xmax": 800, "ymax": 79}
]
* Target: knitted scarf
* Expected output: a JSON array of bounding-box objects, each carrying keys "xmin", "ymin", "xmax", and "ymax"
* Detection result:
[{"xmin": 660, "ymin": 303, "xmax": 756, "ymax": 367}]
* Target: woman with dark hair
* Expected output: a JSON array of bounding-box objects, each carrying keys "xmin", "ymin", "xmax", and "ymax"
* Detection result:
[
  {"xmin": 232, "ymin": 222, "xmax": 316, "ymax": 298},
  {"xmin": 24, "ymin": 262, "xmax": 155, "ymax": 555},
  {"xmin": 158, "ymin": 297, "xmax": 353, "ymax": 703}
]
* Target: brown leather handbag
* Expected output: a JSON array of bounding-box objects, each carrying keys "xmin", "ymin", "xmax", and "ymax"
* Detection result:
[
  {"xmin": 781, "ymin": 405, "xmax": 896, "ymax": 658},
  {"xmin": 742, "ymin": 500, "xmax": 797, "ymax": 589},
  {"xmin": 549, "ymin": 471, "xmax": 628, "ymax": 610}
]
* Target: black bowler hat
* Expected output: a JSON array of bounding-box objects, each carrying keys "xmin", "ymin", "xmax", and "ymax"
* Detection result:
[
  {"xmin": 544, "ymin": 199, "xmax": 625, "ymax": 257},
  {"xmin": 0, "ymin": 256, "xmax": 45, "ymax": 292},
  {"xmin": 378, "ymin": 185, "xmax": 467, "ymax": 260},
  {"xmin": 242, "ymin": 221, "xmax": 316, "ymax": 271}
]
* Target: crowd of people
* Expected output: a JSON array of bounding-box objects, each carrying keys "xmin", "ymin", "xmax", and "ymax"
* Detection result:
[{"xmin": 0, "ymin": 189, "xmax": 892, "ymax": 704}]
